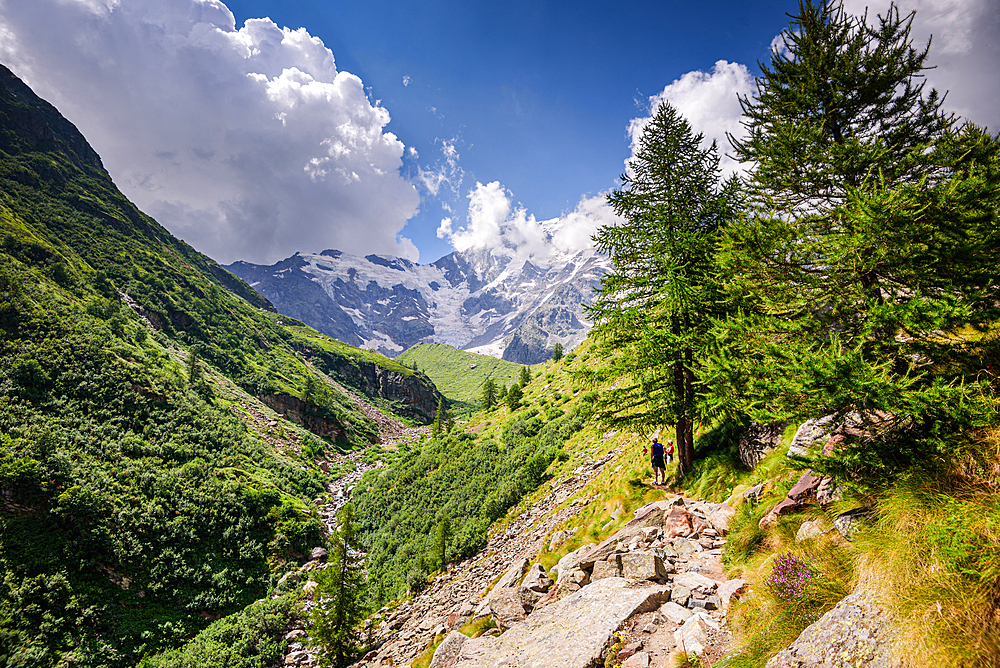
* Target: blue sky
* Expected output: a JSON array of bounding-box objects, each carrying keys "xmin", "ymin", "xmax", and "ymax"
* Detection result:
[
  {"xmin": 1, "ymin": 0, "xmax": 996, "ymax": 265},
  {"xmin": 221, "ymin": 0, "xmax": 793, "ymax": 261}
]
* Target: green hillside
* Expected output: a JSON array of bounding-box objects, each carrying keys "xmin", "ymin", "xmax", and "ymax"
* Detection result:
[
  {"xmin": 0, "ymin": 63, "xmax": 438, "ymax": 667},
  {"xmin": 396, "ymin": 342, "xmax": 534, "ymax": 404}
]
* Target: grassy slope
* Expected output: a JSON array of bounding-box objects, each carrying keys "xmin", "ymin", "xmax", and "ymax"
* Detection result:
[
  {"xmin": 396, "ymin": 342, "xmax": 534, "ymax": 404},
  {"xmin": 376, "ymin": 330, "xmax": 1000, "ymax": 668},
  {"xmin": 0, "ymin": 64, "xmax": 436, "ymax": 667}
]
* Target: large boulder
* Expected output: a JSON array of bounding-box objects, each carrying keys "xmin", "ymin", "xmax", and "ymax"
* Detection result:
[
  {"xmin": 447, "ymin": 578, "xmax": 670, "ymax": 668},
  {"xmin": 738, "ymin": 422, "xmax": 787, "ymax": 468},
  {"xmin": 834, "ymin": 508, "xmax": 872, "ymax": 541},
  {"xmin": 765, "ymin": 590, "xmax": 899, "ymax": 667},
  {"xmin": 698, "ymin": 502, "xmax": 737, "ymax": 535}
]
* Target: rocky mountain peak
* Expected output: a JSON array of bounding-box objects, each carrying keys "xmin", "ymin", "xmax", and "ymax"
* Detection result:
[{"xmin": 226, "ymin": 245, "xmax": 608, "ymax": 363}]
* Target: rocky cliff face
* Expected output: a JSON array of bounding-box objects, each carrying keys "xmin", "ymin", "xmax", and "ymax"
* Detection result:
[
  {"xmin": 301, "ymin": 343, "xmax": 440, "ymax": 423},
  {"xmin": 226, "ymin": 246, "xmax": 608, "ymax": 363}
]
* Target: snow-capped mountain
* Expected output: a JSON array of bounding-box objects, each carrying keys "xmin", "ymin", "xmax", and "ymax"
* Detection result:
[{"xmin": 226, "ymin": 247, "xmax": 609, "ymax": 363}]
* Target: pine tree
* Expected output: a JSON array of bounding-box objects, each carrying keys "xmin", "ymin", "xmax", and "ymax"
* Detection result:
[
  {"xmin": 519, "ymin": 365, "xmax": 531, "ymax": 387},
  {"xmin": 186, "ymin": 346, "xmax": 202, "ymax": 385},
  {"xmin": 588, "ymin": 100, "xmax": 740, "ymax": 477},
  {"xmin": 552, "ymin": 342, "xmax": 564, "ymax": 362},
  {"xmin": 711, "ymin": 0, "xmax": 1000, "ymax": 454},
  {"xmin": 481, "ymin": 378, "xmax": 498, "ymax": 411},
  {"xmin": 310, "ymin": 503, "xmax": 367, "ymax": 668},
  {"xmin": 432, "ymin": 398, "xmax": 446, "ymax": 437},
  {"xmin": 434, "ymin": 517, "xmax": 452, "ymax": 570},
  {"xmin": 505, "ymin": 384, "xmax": 523, "ymax": 412}
]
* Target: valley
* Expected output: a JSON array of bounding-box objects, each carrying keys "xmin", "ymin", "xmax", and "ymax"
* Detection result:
[{"xmin": 2, "ymin": 1, "xmax": 1000, "ymax": 666}]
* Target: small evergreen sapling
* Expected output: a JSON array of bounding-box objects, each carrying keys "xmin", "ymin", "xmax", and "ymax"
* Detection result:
[{"xmin": 310, "ymin": 503, "xmax": 367, "ymax": 668}]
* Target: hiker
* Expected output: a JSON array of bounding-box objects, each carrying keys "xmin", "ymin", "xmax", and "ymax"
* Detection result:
[
  {"xmin": 665, "ymin": 439, "xmax": 674, "ymax": 466},
  {"xmin": 650, "ymin": 437, "xmax": 666, "ymax": 485}
]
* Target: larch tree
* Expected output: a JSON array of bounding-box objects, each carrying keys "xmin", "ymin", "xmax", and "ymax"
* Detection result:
[
  {"xmin": 310, "ymin": 503, "xmax": 367, "ymax": 668},
  {"xmin": 711, "ymin": 0, "xmax": 1000, "ymax": 476},
  {"xmin": 588, "ymin": 100, "xmax": 740, "ymax": 477}
]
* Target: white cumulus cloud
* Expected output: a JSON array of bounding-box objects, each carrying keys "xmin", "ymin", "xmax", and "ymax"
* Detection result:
[
  {"xmin": 843, "ymin": 0, "xmax": 999, "ymax": 128},
  {"xmin": 0, "ymin": 0, "xmax": 420, "ymax": 264},
  {"xmin": 439, "ymin": 182, "xmax": 622, "ymax": 262},
  {"xmin": 628, "ymin": 60, "xmax": 754, "ymax": 178}
]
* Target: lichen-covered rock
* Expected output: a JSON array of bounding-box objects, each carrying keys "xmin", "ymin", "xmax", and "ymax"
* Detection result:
[
  {"xmin": 738, "ymin": 421, "xmax": 787, "ymax": 468},
  {"xmin": 619, "ymin": 551, "xmax": 668, "ymax": 582},
  {"xmin": 765, "ymin": 590, "xmax": 898, "ymax": 667},
  {"xmin": 428, "ymin": 630, "xmax": 469, "ymax": 668},
  {"xmin": 834, "ymin": 508, "xmax": 872, "ymax": 541},
  {"xmin": 795, "ymin": 518, "xmax": 828, "ymax": 542},
  {"xmin": 591, "ymin": 557, "xmax": 622, "ymax": 581}
]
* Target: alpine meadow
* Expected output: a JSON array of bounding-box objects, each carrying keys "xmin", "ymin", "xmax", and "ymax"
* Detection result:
[{"xmin": 1, "ymin": 1, "xmax": 999, "ymax": 667}]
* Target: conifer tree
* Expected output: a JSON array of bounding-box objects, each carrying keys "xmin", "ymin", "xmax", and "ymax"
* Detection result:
[
  {"xmin": 552, "ymin": 342, "xmax": 563, "ymax": 362},
  {"xmin": 519, "ymin": 365, "xmax": 532, "ymax": 387},
  {"xmin": 712, "ymin": 0, "xmax": 1000, "ymax": 460},
  {"xmin": 588, "ymin": 100, "xmax": 739, "ymax": 476},
  {"xmin": 432, "ymin": 398, "xmax": 446, "ymax": 437},
  {"xmin": 310, "ymin": 503, "xmax": 367, "ymax": 668},
  {"xmin": 434, "ymin": 516, "xmax": 452, "ymax": 570},
  {"xmin": 505, "ymin": 384, "xmax": 523, "ymax": 412},
  {"xmin": 481, "ymin": 378, "xmax": 498, "ymax": 411}
]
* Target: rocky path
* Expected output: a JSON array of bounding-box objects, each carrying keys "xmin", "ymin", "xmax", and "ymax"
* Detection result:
[{"xmin": 350, "ymin": 444, "xmax": 629, "ymax": 666}]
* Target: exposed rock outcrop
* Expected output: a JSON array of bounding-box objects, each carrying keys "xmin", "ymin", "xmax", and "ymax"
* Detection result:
[{"xmin": 766, "ymin": 590, "xmax": 899, "ymax": 667}]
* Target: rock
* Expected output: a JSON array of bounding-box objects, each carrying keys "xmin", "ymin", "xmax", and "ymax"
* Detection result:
[
  {"xmin": 566, "ymin": 505, "xmax": 671, "ymax": 572},
  {"xmin": 548, "ymin": 529, "xmax": 576, "ymax": 552},
  {"xmin": 428, "ymin": 630, "xmax": 468, "ymax": 668},
  {"xmin": 670, "ymin": 538, "xmax": 696, "ymax": 558},
  {"xmin": 788, "ymin": 416, "xmax": 835, "ymax": 459},
  {"xmin": 432, "ymin": 624, "xmax": 448, "ymax": 637},
  {"xmin": 743, "ymin": 482, "xmax": 766, "ymax": 504},
  {"xmin": 302, "ymin": 580, "xmax": 318, "ymax": 597},
  {"xmin": 717, "ymin": 579, "xmax": 746, "ymax": 612},
  {"xmin": 617, "ymin": 641, "xmax": 644, "ymax": 662},
  {"xmin": 663, "ymin": 505, "xmax": 696, "ymax": 538},
  {"xmin": 795, "ymin": 518, "xmax": 828, "ymax": 542},
  {"xmin": 787, "ymin": 470, "xmax": 822, "ymax": 502},
  {"xmin": 834, "ymin": 508, "xmax": 872, "ymax": 541},
  {"xmin": 642, "ymin": 622, "xmax": 658, "ymax": 633},
  {"xmin": 496, "ymin": 557, "xmax": 531, "ymax": 591},
  {"xmin": 521, "ymin": 563, "xmax": 554, "ymax": 592},
  {"xmin": 765, "ymin": 590, "xmax": 898, "ymax": 668},
  {"xmin": 759, "ymin": 470, "xmax": 823, "ymax": 529},
  {"xmin": 621, "ymin": 651, "xmax": 651, "ymax": 668},
  {"xmin": 591, "ymin": 557, "xmax": 622, "ymax": 581},
  {"xmin": 285, "ymin": 650, "xmax": 309, "ymax": 664},
  {"xmin": 699, "ymin": 503, "xmax": 737, "ymax": 535},
  {"xmin": 554, "ymin": 544, "xmax": 596, "ymax": 582},
  {"xmin": 738, "ymin": 422, "xmax": 787, "ymax": 468},
  {"xmin": 419, "ymin": 613, "xmax": 440, "ymax": 631},
  {"xmin": 570, "ymin": 569, "xmax": 590, "ymax": 586},
  {"xmin": 310, "ymin": 547, "xmax": 329, "ymax": 561},
  {"xmin": 660, "ymin": 601, "xmax": 693, "ymax": 624},
  {"xmin": 674, "ymin": 615, "xmax": 710, "ymax": 656},
  {"xmin": 284, "ymin": 629, "xmax": 306, "ymax": 641},
  {"xmin": 672, "ymin": 572, "xmax": 719, "ymax": 593},
  {"xmin": 619, "ymin": 552, "xmax": 668, "ymax": 582},
  {"xmin": 488, "ymin": 587, "xmax": 527, "ymax": 631},
  {"xmin": 688, "ymin": 597, "xmax": 718, "ymax": 611},
  {"xmin": 671, "ymin": 585, "xmax": 692, "ymax": 607},
  {"xmin": 816, "ymin": 477, "xmax": 843, "ymax": 506},
  {"xmin": 447, "ymin": 578, "xmax": 669, "ymax": 668}
]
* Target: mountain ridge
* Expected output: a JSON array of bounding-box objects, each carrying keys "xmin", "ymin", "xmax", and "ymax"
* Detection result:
[{"xmin": 226, "ymin": 244, "xmax": 609, "ymax": 364}]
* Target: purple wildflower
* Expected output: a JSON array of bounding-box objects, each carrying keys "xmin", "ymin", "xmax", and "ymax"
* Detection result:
[{"xmin": 765, "ymin": 552, "xmax": 813, "ymax": 602}]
